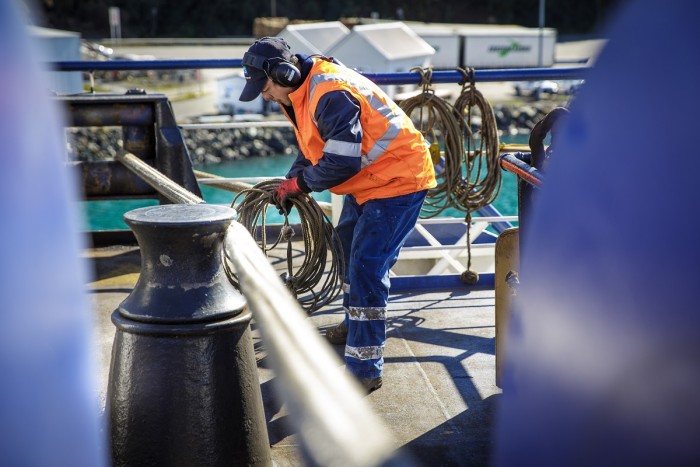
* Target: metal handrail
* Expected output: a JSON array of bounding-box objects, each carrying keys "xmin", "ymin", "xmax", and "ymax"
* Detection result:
[
  {"xmin": 51, "ymin": 58, "xmax": 590, "ymax": 84},
  {"xmin": 116, "ymin": 150, "xmax": 205, "ymax": 204},
  {"xmin": 180, "ymin": 121, "xmax": 293, "ymax": 130},
  {"xmin": 54, "ymin": 58, "xmax": 244, "ymax": 71}
]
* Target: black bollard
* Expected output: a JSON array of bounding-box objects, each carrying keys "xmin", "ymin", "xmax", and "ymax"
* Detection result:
[{"xmin": 107, "ymin": 204, "xmax": 271, "ymax": 467}]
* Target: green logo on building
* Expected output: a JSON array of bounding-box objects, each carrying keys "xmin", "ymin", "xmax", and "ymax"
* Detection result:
[{"xmin": 489, "ymin": 41, "xmax": 531, "ymax": 57}]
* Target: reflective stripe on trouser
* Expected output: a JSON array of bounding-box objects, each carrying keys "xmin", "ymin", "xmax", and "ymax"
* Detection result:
[{"xmin": 335, "ymin": 190, "xmax": 428, "ymax": 379}]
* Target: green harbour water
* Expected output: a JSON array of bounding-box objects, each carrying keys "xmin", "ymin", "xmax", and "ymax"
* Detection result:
[{"xmin": 81, "ymin": 137, "xmax": 525, "ymax": 231}]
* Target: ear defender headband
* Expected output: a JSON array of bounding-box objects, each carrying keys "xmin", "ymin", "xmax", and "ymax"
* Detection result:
[{"xmin": 242, "ymin": 52, "xmax": 301, "ymax": 87}]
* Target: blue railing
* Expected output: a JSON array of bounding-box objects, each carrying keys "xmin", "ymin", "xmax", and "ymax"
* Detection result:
[{"xmin": 52, "ymin": 59, "xmax": 590, "ymax": 84}]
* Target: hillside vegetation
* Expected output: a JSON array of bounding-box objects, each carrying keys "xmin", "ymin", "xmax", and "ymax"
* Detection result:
[{"xmin": 37, "ymin": 0, "xmax": 623, "ymax": 39}]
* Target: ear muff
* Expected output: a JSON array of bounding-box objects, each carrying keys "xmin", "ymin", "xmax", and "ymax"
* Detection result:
[
  {"xmin": 267, "ymin": 58, "xmax": 301, "ymax": 87},
  {"xmin": 242, "ymin": 52, "xmax": 301, "ymax": 87}
]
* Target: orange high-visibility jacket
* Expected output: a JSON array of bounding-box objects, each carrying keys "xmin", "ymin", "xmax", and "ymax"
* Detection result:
[{"xmin": 285, "ymin": 58, "xmax": 436, "ymax": 205}]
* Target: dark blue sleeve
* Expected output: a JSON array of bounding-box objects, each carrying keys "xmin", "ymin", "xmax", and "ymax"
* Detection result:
[
  {"xmin": 299, "ymin": 90, "xmax": 363, "ymax": 192},
  {"xmin": 285, "ymin": 150, "xmax": 311, "ymax": 178}
]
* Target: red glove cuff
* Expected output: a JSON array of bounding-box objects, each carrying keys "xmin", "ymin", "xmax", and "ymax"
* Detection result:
[
  {"xmin": 285, "ymin": 177, "xmax": 300, "ymax": 193},
  {"xmin": 274, "ymin": 177, "xmax": 302, "ymax": 207}
]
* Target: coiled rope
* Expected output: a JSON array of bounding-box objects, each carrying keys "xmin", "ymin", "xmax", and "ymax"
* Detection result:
[
  {"xmin": 399, "ymin": 67, "xmax": 502, "ymax": 284},
  {"xmin": 225, "ymin": 178, "xmax": 345, "ymax": 314},
  {"xmin": 455, "ymin": 68, "xmax": 502, "ymax": 283},
  {"xmin": 399, "ymin": 67, "xmax": 466, "ymax": 218},
  {"xmin": 452, "ymin": 67, "xmax": 502, "ymax": 212}
]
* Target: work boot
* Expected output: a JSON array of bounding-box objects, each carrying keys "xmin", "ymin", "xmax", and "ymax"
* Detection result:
[
  {"xmin": 325, "ymin": 321, "xmax": 347, "ymax": 345},
  {"xmin": 360, "ymin": 376, "xmax": 383, "ymax": 394}
]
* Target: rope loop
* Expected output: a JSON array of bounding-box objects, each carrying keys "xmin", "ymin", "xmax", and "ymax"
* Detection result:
[
  {"xmin": 411, "ymin": 66, "xmax": 434, "ymax": 93},
  {"xmin": 457, "ymin": 67, "xmax": 475, "ymax": 90}
]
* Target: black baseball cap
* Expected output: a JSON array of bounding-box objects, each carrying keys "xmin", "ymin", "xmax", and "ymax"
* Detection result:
[{"xmin": 239, "ymin": 37, "xmax": 293, "ymax": 102}]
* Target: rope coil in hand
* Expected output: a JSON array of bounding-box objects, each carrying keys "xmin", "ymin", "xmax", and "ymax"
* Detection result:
[{"xmin": 225, "ymin": 179, "xmax": 345, "ymax": 314}]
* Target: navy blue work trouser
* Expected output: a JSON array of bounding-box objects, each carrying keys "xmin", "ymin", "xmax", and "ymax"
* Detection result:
[{"xmin": 334, "ymin": 190, "xmax": 427, "ymax": 379}]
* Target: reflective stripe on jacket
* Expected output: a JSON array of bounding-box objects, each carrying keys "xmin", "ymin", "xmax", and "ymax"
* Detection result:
[{"xmin": 286, "ymin": 58, "xmax": 436, "ymax": 204}]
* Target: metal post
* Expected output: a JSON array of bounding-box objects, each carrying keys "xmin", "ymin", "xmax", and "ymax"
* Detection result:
[
  {"xmin": 108, "ymin": 7, "xmax": 122, "ymax": 41},
  {"xmin": 538, "ymin": 0, "xmax": 545, "ymax": 67},
  {"xmin": 107, "ymin": 204, "xmax": 271, "ymax": 467}
]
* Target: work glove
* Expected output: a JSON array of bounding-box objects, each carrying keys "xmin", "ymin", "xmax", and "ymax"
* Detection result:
[{"xmin": 273, "ymin": 177, "xmax": 303, "ymax": 215}]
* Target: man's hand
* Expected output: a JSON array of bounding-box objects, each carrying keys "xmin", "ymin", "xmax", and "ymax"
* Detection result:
[{"xmin": 273, "ymin": 177, "xmax": 303, "ymax": 215}]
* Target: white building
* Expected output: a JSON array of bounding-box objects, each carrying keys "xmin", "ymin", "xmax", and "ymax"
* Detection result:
[
  {"xmin": 404, "ymin": 24, "xmax": 458, "ymax": 69},
  {"xmin": 325, "ymin": 22, "xmax": 435, "ymax": 98},
  {"xmin": 30, "ymin": 26, "xmax": 82, "ymax": 94},
  {"xmin": 458, "ymin": 24, "xmax": 556, "ymax": 68},
  {"xmin": 279, "ymin": 21, "xmax": 349, "ymax": 56},
  {"xmin": 406, "ymin": 22, "xmax": 556, "ymax": 69},
  {"xmin": 342, "ymin": 19, "xmax": 557, "ymax": 69}
]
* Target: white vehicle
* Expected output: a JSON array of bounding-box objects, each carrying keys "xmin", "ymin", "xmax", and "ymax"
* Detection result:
[
  {"xmin": 513, "ymin": 80, "xmax": 559, "ymax": 99},
  {"xmin": 80, "ymin": 40, "xmax": 113, "ymax": 60},
  {"xmin": 558, "ymin": 79, "xmax": 585, "ymax": 95},
  {"xmin": 215, "ymin": 72, "xmax": 279, "ymax": 115}
]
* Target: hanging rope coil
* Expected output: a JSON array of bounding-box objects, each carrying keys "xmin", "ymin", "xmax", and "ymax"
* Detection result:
[
  {"xmin": 225, "ymin": 179, "xmax": 345, "ymax": 314},
  {"xmin": 452, "ymin": 67, "xmax": 502, "ymax": 213},
  {"xmin": 399, "ymin": 66, "xmax": 466, "ymax": 218},
  {"xmin": 399, "ymin": 67, "xmax": 502, "ymax": 284}
]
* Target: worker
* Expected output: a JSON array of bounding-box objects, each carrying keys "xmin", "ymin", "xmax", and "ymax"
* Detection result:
[{"xmin": 239, "ymin": 37, "xmax": 436, "ymax": 393}]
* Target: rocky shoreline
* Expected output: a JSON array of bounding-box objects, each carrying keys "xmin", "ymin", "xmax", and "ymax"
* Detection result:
[{"xmin": 66, "ymin": 102, "xmax": 560, "ymax": 166}]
